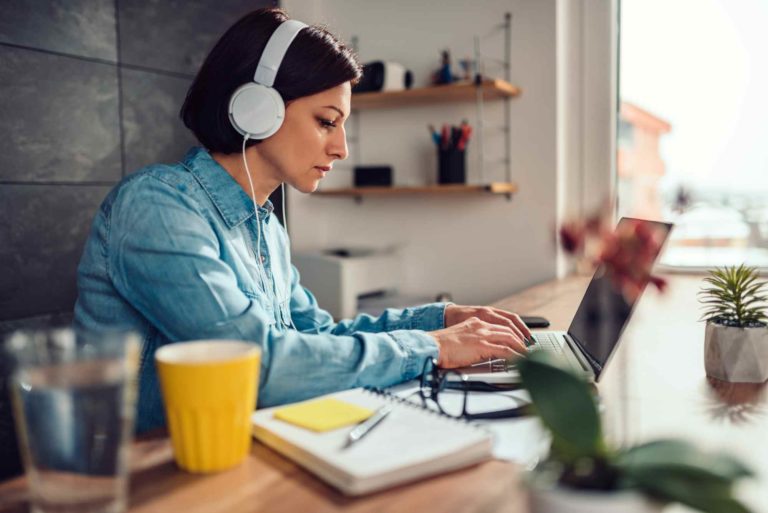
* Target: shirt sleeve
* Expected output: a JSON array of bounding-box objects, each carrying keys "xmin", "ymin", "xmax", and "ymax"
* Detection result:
[
  {"xmin": 108, "ymin": 176, "xmax": 439, "ymax": 408},
  {"xmin": 286, "ymin": 263, "xmax": 448, "ymax": 335}
]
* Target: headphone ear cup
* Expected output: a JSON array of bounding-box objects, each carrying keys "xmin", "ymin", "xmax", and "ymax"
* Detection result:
[{"xmin": 228, "ymin": 83, "xmax": 286, "ymax": 140}]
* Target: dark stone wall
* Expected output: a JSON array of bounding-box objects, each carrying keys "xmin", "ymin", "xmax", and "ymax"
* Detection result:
[{"xmin": 0, "ymin": 0, "xmax": 276, "ymax": 482}]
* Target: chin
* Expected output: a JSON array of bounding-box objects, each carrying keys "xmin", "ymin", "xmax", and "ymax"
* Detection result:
[{"xmin": 295, "ymin": 181, "xmax": 320, "ymax": 194}]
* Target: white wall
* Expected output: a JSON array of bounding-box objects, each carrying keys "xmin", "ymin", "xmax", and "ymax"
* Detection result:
[
  {"xmin": 282, "ymin": 0, "xmax": 559, "ymax": 306},
  {"xmin": 556, "ymin": 0, "xmax": 618, "ymax": 277}
]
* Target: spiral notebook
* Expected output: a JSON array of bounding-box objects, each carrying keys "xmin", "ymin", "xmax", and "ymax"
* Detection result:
[{"xmin": 251, "ymin": 387, "xmax": 494, "ymax": 495}]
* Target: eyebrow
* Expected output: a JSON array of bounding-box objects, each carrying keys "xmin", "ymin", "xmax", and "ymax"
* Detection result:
[{"xmin": 323, "ymin": 105, "xmax": 347, "ymax": 119}]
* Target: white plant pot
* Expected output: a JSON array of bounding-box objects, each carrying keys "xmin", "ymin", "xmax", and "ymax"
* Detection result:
[
  {"xmin": 704, "ymin": 322, "xmax": 768, "ymax": 383},
  {"xmin": 528, "ymin": 485, "xmax": 662, "ymax": 513}
]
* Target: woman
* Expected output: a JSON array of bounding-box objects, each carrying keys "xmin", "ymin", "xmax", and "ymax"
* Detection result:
[{"xmin": 75, "ymin": 8, "xmax": 531, "ymax": 433}]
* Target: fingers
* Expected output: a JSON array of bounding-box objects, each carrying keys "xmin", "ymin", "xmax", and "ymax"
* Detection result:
[
  {"xmin": 485, "ymin": 312, "xmax": 526, "ymax": 341},
  {"xmin": 482, "ymin": 328, "xmax": 527, "ymax": 354},
  {"xmin": 511, "ymin": 314, "xmax": 533, "ymax": 340},
  {"xmin": 454, "ymin": 306, "xmax": 533, "ymax": 341},
  {"xmin": 488, "ymin": 308, "xmax": 533, "ymax": 339},
  {"xmin": 472, "ymin": 319, "xmax": 527, "ymax": 353},
  {"xmin": 471, "ymin": 316, "xmax": 527, "ymax": 352},
  {"xmin": 479, "ymin": 341, "xmax": 518, "ymax": 361}
]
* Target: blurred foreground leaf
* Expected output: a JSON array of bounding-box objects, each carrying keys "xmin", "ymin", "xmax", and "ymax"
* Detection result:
[{"xmin": 518, "ymin": 351, "xmax": 604, "ymax": 462}]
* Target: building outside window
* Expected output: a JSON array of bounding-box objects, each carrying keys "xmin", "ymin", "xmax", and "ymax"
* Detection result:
[{"xmin": 618, "ymin": 0, "xmax": 768, "ymax": 269}]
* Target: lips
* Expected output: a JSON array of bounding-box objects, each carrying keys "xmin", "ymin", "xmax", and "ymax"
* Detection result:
[{"xmin": 315, "ymin": 166, "xmax": 331, "ymax": 172}]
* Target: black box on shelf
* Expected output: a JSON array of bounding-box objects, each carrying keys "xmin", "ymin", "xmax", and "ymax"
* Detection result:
[{"xmin": 354, "ymin": 165, "xmax": 393, "ymax": 187}]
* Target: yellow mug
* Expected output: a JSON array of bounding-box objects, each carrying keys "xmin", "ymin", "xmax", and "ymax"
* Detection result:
[{"xmin": 155, "ymin": 340, "xmax": 261, "ymax": 473}]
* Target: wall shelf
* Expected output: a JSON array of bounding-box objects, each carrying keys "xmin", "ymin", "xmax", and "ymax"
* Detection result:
[
  {"xmin": 351, "ymin": 79, "xmax": 521, "ymax": 110},
  {"xmin": 314, "ymin": 182, "xmax": 517, "ymax": 201},
  {"xmin": 337, "ymin": 13, "xmax": 517, "ymax": 201}
]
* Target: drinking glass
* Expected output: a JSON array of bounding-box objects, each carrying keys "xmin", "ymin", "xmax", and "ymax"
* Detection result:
[{"xmin": 6, "ymin": 328, "xmax": 139, "ymax": 513}]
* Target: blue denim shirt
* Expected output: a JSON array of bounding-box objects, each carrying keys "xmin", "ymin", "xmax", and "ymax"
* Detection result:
[{"xmin": 75, "ymin": 147, "xmax": 443, "ymax": 433}]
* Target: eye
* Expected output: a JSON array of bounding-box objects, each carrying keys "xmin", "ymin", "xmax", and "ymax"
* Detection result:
[{"xmin": 317, "ymin": 117, "xmax": 337, "ymax": 129}]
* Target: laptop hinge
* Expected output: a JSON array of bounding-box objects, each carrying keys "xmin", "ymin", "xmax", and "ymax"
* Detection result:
[{"xmin": 566, "ymin": 332, "xmax": 603, "ymax": 375}]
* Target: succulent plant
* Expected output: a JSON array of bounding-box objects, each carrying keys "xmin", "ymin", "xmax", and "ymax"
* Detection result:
[
  {"xmin": 699, "ymin": 265, "xmax": 767, "ymax": 328},
  {"xmin": 518, "ymin": 351, "xmax": 754, "ymax": 513}
]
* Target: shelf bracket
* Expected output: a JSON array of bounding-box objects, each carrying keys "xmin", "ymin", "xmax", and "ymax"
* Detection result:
[{"xmin": 504, "ymin": 12, "xmax": 513, "ymax": 186}]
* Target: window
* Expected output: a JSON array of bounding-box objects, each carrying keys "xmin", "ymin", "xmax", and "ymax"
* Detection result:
[
  {"xmin": 618, "ymin": 0, "xmax": 768, "ymax": 268},
  {"xmin": 617, "ymin": 118, "xmax": 634, "ymax": 149}
]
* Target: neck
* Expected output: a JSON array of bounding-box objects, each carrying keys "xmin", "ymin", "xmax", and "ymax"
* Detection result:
[{"xmin": 211, "ymin": 148, "xmax": 280, "ymax": 206}]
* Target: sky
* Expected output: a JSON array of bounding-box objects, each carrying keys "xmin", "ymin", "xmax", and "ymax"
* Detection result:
[{"xmin": 620, "ymin": 0, "xmax": 768, "ymax": 194}]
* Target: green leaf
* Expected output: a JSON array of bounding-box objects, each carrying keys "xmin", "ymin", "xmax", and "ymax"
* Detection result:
[
  {"xmin": 517, "ymin": 351, "xmax": 604, "ymax": 462},
  {"xmin": 616, "ymin": 440, "xmax": 754, "ymax": 513},
  {"xmin": 616, "ymin": 440, "xmax": 753, "ymax": 482},
  {"xmin": 700, "ymin": 265, "xmax": 768, "ymax": 326},
  {"xmin": 623, "ymin": 469, "xmax": 752, "ymax": 513}
]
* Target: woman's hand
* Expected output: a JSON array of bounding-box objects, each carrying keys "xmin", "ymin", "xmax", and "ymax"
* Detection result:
[
  {"xmin": 429, "ymin": 316, "xmax": 528, "ymax": 369},
  {"xmin": 445, "ymin": 304, "xmax": 532, "ymax": 341}
]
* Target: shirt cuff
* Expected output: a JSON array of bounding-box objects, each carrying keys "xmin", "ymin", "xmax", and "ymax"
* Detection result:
[
  {"xmin": 408, "ymin": 302, "xmax": 449, "ymax": 331},
  {"xmin": 387, "ymin": 329, "xmax": 439, "ymax": 380}
]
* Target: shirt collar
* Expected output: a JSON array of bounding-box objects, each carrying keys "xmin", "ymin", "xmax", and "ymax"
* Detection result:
[{"xmin": 182, "ymin": 147, "xmax": 274, "ymax": 229}]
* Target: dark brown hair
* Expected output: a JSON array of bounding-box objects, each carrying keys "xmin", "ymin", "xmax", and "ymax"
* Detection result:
[{"xmin": 180, "ymin": 8, "xmax": 362, "ymax": 154}]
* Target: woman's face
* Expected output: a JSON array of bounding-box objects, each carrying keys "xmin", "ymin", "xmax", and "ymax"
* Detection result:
[{"xmin": 256, "ymin": 82, "xmax": 351, "ymax": 193}]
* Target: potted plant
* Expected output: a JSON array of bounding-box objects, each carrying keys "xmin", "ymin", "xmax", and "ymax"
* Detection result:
[
  {"xmin": 517, "ymin": 351, "xmax": 754, "ymax": 513},
  {"xmin": 699, "ymin": 265, "xmax": 768, "ymax": 383}
]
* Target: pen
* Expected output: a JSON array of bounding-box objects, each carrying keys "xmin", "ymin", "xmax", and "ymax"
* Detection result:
[
  {"xmin": 344, "ymin": 404, "xmax": 393, "ymax": 448},
  {"xmin": 441, "ymin": 124, "xmax": 450, "ymax": 150},
  {"xmin": 428, "ymin": 124, "xmax": 441, "ymax": 145},
  {"xmin": 457, "ymin": 122, "xmax": 472, "ymax": 151}
]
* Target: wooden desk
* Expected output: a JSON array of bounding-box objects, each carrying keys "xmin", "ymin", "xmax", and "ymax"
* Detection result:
[
  {"xmin": 0, "ymin": 434, "xmax": 523, "ymax": 513},
  {"xmin": 2, "ymin": 274, "xmax": 765, "ymax": 511}
]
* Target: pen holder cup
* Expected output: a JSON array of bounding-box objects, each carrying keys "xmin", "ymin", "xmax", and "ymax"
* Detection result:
[{"xmin": 438, "ymin": 148, "xmax": 466, "ymax": 184}]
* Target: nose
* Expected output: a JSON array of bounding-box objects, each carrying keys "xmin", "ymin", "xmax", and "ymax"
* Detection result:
[{"xmin": 327, "ymin": 125, "xmax": 349, "ymax": 161}]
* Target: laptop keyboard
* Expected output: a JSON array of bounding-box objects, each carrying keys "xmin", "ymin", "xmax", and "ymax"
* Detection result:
[
  {"xmin": 529, "ymin": 332, "xmax": 563, "ymax": 353},
  {"xmin": 528, "ymin": 332, "xmax": 586, "ymax": 373}
]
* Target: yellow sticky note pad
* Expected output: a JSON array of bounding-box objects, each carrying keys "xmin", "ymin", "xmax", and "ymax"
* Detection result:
[{"xmin": 274, "ymin": 398, "xmax": 373, "ymax": 432}]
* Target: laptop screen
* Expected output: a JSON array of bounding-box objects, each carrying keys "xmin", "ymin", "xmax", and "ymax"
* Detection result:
[{"xmin": 566, "ymin": 218, "xmax": 672, "ymax": 379}]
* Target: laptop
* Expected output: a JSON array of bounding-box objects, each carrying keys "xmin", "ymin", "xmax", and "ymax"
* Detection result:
[{"xmin": 453, "ymin": 217, "xmax": 673, "ymax": 383}]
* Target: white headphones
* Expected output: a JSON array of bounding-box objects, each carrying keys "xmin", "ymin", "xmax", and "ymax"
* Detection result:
[{"xmin": 228, "ymin": 19, "xmax": 308, "ymax": 140}]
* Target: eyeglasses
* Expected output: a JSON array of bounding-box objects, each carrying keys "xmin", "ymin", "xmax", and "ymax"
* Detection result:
[{"xmin": 418, "ymin": 358, "xmax": 530, "ymax": 420}]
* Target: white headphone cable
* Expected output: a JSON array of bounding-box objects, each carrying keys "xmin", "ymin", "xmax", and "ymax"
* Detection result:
[
  {"xmin": 241, "ymin": 136, "xmax": 297, "ymax": 331},
  {"xmin": 242, "ymin": 135, "xmax": 268, "ymax": 294},
  {"xmin": 281, "ymin": 182, "xmax": 289, "ymax": 237},
  {"xmin": 280, "ymin": 181, "xmax": 298, "ymax": 331}
]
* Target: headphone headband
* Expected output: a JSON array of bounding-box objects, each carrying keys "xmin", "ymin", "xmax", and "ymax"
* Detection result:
[
  {"xmin": 254, "ymin": 19, "xmax": 307, "ymax": 87},
  {"xmin": 229, "ymin": 18, "xmax": 308, "ymax": 140}
]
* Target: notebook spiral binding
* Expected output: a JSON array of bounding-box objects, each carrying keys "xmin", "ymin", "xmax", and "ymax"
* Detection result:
[{"xmin": 363, "ymin": 386, "xmax": 482, "ymax": 427}]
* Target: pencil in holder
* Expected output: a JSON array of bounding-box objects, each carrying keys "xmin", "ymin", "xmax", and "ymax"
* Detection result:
[{"xmin": 438, "ymin": 148, "xmax": 466, "ymax": 184}]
